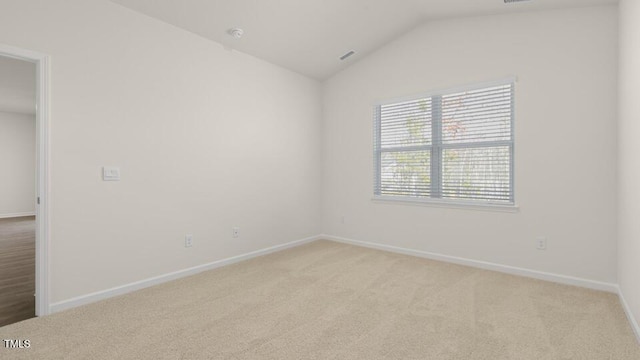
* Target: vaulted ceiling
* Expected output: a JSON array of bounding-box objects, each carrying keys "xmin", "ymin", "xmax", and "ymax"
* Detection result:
[{"xmin": 110, "ymin": 0, "xmax": 617, "ymax": 79}]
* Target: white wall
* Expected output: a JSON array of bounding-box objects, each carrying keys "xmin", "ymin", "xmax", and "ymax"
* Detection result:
[
  {"xmin": 0, "ymin": 56, "xmax": 36, "ymax": 115},
  {"xmin": 618, "ymin": 0, "xmax": 640, "ymax": 332},
  {"xmin": 322, "ymin": 6, "xmax": 618, "ymax": 283},
  {"xmin": 0, "ymin": 0, "xmax": 322, "ymax": 304},
  {"xmin": 0, "ymin": 111, "xmax": 36, "ymax": 216}
]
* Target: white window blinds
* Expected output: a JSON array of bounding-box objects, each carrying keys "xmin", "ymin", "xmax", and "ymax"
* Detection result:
[{"xmin": 374, "ymin": 81, "xmax": 514, "ymax": 204}]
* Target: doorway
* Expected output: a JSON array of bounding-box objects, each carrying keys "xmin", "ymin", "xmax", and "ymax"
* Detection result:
[{"xmin": 0, "ymin": 45, "xmax": 50, "ymax": 324}]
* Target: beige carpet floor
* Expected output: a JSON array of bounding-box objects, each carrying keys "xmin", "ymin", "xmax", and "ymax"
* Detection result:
[{"xmin": 0, "ymin": 240, "xmax": 638, "ymax": 359}]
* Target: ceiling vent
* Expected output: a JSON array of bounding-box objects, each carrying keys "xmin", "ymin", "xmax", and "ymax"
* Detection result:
[{"xmin": 340, "ymin": 50, "xmax": 356, "ymax": 61}]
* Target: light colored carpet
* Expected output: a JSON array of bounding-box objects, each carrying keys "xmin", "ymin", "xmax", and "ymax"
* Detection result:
[{"xmin": 0, "ymin": 240, "xmax": 638, "ymax": 359}]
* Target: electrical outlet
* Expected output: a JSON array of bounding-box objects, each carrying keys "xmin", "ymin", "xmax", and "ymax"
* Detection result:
[
  {"xmin": 536, "ymin": 237, "xmax": 547, "ymax": 250},
  {"xmin": 232, "ymin": 227, "xmax": 239, "ymax": 238},
  {"xmin": 185, "ymin": 234, "xmax": 193, "ymax": 248}
]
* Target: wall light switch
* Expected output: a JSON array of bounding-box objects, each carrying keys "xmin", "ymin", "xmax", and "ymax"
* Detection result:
[{"xmin": 103, "ymin": 166, "xmax": 121, "ymax": 181}]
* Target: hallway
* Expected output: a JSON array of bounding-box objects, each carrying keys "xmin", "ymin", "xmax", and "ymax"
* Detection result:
[{"xmin": 0, "ymin": 216, "xmax": 35, "ymax": 327}]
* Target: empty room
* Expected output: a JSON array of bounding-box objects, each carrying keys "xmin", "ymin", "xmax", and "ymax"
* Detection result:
[{"xmin": 0, "ymin": 0, "xmax": 639, "ymax": 359}]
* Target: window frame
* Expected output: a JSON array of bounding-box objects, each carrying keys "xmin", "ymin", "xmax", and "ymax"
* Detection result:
[{"xmin": 373, "ymin": 78, "xmax": 516, "ymax": 209}]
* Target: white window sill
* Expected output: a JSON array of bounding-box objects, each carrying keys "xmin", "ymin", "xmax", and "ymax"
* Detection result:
[{"xmin": 371, "ymin": 196, "xmax": 520, "ymax": 213}]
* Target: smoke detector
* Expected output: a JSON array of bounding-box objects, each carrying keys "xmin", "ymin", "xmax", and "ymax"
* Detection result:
[{"xmin": 227, "ymin": 28, "xmax": 244, "ymax": 39}]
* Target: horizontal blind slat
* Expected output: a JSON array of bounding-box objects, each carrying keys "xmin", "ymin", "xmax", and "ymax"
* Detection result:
[{"xmin": 375, "ymin": 81, "xmax": 513, "ymax": 203}]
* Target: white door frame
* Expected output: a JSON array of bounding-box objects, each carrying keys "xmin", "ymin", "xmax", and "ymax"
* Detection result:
[{"xmin": 0, "ymin": 44, "xmax": 51, "ymax": 316}]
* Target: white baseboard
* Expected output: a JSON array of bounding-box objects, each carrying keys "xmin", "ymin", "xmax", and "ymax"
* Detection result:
[
  {"xmin": 617, "ymin": 286, "xmax": 640, "ymax": 344},
  {"xmin": 50, "ymin": 235, "xmax": 322, "ymax": 314},
  {"xmin": 321, "ymin": 234, "xmax": 618, "ymax": 293},
  {"xmin": 0, "ymin": 211, "xmax": 35, "ymax": 219},
  {"xmin": 47, "ymin": 233, "xmax": 639, "ymax": 344}
]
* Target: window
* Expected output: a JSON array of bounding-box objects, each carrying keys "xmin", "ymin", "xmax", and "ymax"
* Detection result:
[{"xmin": 373, "ymin": 80, "xmax": 514, "ymax": 206}]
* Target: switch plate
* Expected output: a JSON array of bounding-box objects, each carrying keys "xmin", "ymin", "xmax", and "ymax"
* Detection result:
[
  {"xmin": 102, "ymin": 166, "xmax": 121, "ymax": 181},
  {"xmin": 232, "ymin": 227, "xmax": 239, "ymax": 238},
  {"xmin": 185, "ymin": 234, "xmax": 193, "ymax": 248}
]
